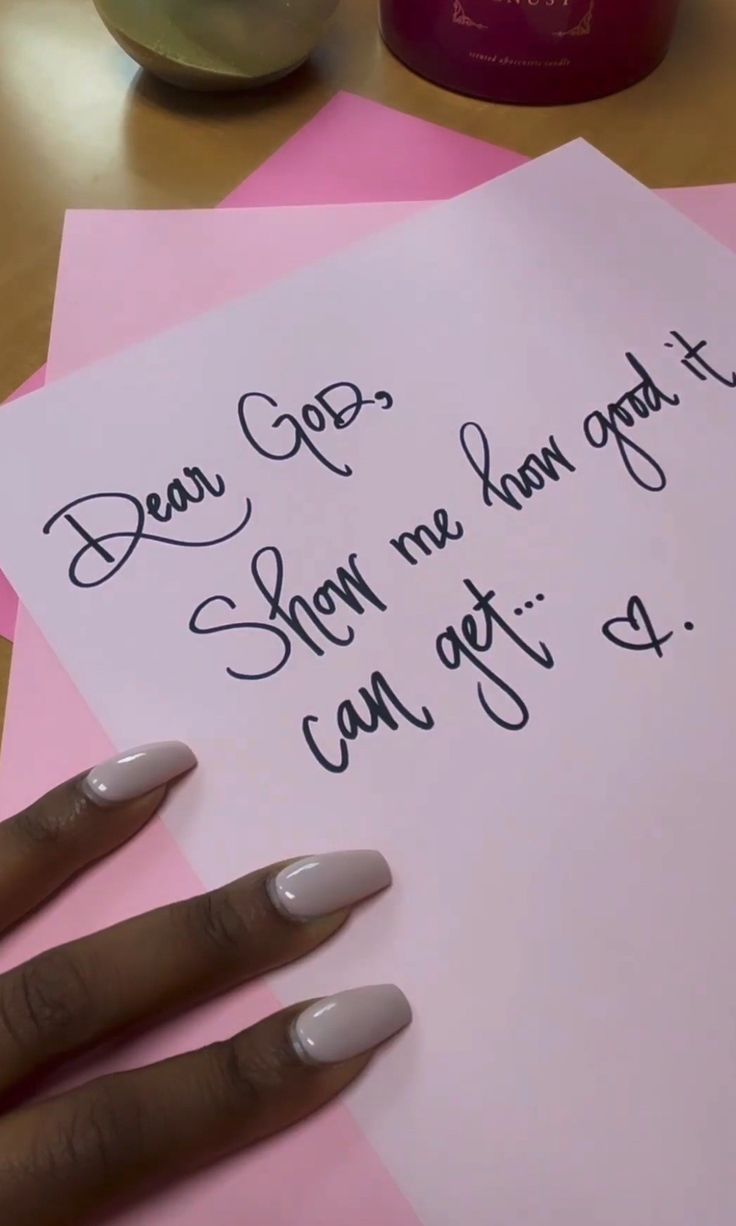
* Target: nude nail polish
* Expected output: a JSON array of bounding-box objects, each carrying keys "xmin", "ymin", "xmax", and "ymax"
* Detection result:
[
  {"xmin": 292, "ymin": 985, "xmax": 412, "ymax": 1065},
  {"xmin": 269, "ymin": 850, "xmax": 391, "ymax": 921},
  {"xmin": 82, "ymin": 741, "xmax": 197, "ymax": 806}
]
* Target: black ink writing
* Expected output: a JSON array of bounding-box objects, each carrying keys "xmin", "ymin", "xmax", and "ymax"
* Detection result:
[
  {"xmin": 250, "ymin": 546, "xmax": 387, "ymax": 657},
  {"xmin": 459, "ymin": 421, "xmax": 576, "ymax": 512},
  {"xmin": 513, "ymin": 593, "xmax": 545, "ymax": 616},
  {"xmin": 46, "ymin": 325, "xmax": 726, "ymax": 767},
  {"xmin": 389, "ymin": 507, "xmax": 464, "ymax": 566},
  {"xmin": 44, "ymin": 468, "xmax": 251, "ymax": 588},
  {"xmin": 583, "ymin": 352, "xmax": 680, "ymax": 492},
  {"xmin": 602, "ymin": 594, "xmax": 673, "ymax": 658},
  {"xmin": 665, "ymin": 330, "xmax": 736, "ymax": 389},
  {"xmin": 302, "ymin": 669, "xmax": 435, "ymax": 774},
  {"xmin": 144, "ymin": 466, "xmax": 225, "ymax": 522},
  {"xmin": 189, "ymin": 545, "xmax": 388, "ymax": 681},
  {"xmin": 237, "ymin": 382, "xmax": 394, "ymax": 478},
  {"xmin": 189, "ymin": 594, "xmax": 291, "ymax": 681},
  {"xmin": 436, "ymin": 578, "xmax": 554, "ymax": 730}
]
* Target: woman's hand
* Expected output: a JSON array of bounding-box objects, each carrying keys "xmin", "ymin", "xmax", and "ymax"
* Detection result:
[{"xmin": 0, "ymin": 741, "xmax": 410, "ymax": 1226}]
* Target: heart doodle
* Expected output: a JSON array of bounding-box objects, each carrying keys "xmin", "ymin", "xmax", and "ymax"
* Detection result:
[{"xmin": 602, "ymin": 595, "xmax": 674, "ymax": 658}]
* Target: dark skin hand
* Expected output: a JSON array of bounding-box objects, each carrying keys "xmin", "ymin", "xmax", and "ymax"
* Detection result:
[{"xmin": 0, "ymin": 742, "xmax": 410, "ymax": 1225}]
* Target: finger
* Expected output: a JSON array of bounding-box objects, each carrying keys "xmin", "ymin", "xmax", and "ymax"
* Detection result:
[
  {"xmin": 0, "ymin": 986, "xmax": 411, "ymax": 1226},
  {"xmin": 0, "ymin": 742, "xmax": 196, "ymax": 934},
  {"xmin": 0, "ymin": 851, "xmax": 391, "ymax": 1093}
]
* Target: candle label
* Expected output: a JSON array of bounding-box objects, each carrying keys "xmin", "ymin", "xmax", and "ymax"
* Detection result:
[{"xmin": 452, "ymin": 0, "xmax": 594, "ymax": 38}]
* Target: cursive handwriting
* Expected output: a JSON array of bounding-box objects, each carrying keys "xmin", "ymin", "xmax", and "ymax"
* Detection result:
[
  {"xmin": 237, "ymin": 381, "xmax": 394, "ymax": 477},
  {"xmin": 188, "ymin": 593, "xmax": 290, "ymax": 681},
  {"xmin": 44, "ymin": 467, "xmax": 251, "ymax": 588},
  {"xmin": 250, "ymin": 545, "xmax": 387, "ymax": 657},
  {"xmin": 189, "ymin": 545, "xmax": 388, "ymax": 681},
  {"xmin": 436, "ymin": 578, "xmax": 554, "ymax": 730},
  {"xmin": 666, "ymin": 330, "xmax": 736, "ymax": 389},
  {"xmin": 459, "ymin": 422, "xmax": 576, "ymax": 512},
  {"xmin": 582, "ymin": 352, "xmax": 680, "ymax": 492},
  {"xmin": 302, "ymin": 669, "xmax": 435, "ymax": 774},
  {"xmin": 390, "ymin": 507, "xmax": 464, "ymax": 566},
  {"xmin": 602, "ymin": 594, "xmax": 674, "ymax": 657}
]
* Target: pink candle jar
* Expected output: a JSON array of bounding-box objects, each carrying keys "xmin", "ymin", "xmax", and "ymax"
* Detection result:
[{"xmin": 380, "ymin": 0, "xmax": 683, "ymax": 105}]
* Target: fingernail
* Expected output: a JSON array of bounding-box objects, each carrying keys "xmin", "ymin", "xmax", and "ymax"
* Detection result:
[
  {"xmin": 82, "ymin": 741, "xmax": 197, "ymax": 806},
  {"xmin": 269, "ymin": 850, "xmax": 391, "ymax": 922},
  {"xmin": 292, "ymin": 985, "xmax": 412, "ymax": 1065}
]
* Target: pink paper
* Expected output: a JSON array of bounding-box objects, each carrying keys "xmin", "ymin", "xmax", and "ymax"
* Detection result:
[
  {"xmin": 4, "ymin": 94, "xmax": 736, "ymax": 1223},
  {"xmin": 0, "ymin": 369, "xmax": 45, "ymax": 640},
  {"xmin": 3, "ymin": 142, "xmax": 736, "ymax": 1224},
  {"xmin": 49, "ymin": 203, "xmax": 416, "ymax": 377},
  {"xmin": 221, "ymin": 94, "xmax": 526, "ymax": 205},
  {"xmin": 3, "ymin": 104, "xmax": 490, "ymax": 1226},
  {"xmin": 0, "ymin": 101, "xmax": 526, "ymax": 1219},
  {"xmin": 5, "ymin": 89, "xmax": 736, "ymax": 639},
  {"xmin": 659, "ymin": 184, "xmax": 736, "ymax": 251}
]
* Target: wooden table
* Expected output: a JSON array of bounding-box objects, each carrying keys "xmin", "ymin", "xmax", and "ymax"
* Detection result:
[{"xmin": 0, "ymin": 0, "xmax": 734, "ymax": 745}]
